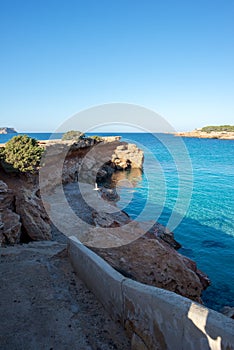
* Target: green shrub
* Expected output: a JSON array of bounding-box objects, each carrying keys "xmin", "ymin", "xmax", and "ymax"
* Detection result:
[
  {"xmin": 62, "ymin": 130, "xmax": 85, "ymax": 141},
  {"xmin": 1, "ymin": 135, "xmax": 44, "ymax": 173},
  {"xmin": 201, "ymin": 125, "xmax": 234, "ymax": 133}
]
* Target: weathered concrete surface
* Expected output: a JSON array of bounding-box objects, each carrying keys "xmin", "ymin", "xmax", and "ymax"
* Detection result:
[
  {"xmin": 123, "ymin": 279, "xmax": 234, "ymax": 350},
  {"xmin": 68, "ymin": 237, "xmax": 126, "ymax": 322},
  {"xmin": 68, "ymin": 237, "xmax": 234, "ymax": 350},
  {"xmin": 0, "ymin": 241, "xmax": 130, "ymax": 350}
]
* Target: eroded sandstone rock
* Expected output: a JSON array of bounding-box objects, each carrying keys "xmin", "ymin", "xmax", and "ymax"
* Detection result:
[
  {"xmin": 112, "ymin": 143, "xmax": 144, "ymax": 170},
  {"xmin": 40, "ymin": 138, "xmax": 143, "ymax": 189},
  {"xmin": 15, "ymin": 189, "xmax": 51, "ymax": 241},
  {"xmin": 90, "ymin": 211, "xmax": 210, "ymax": 303}
]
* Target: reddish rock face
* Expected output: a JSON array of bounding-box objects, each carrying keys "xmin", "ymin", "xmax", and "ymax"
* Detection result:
[
  {"xmin": 89, "ymin": 211, "xmax": 210, "ymax": 304},
  {"xmin": 92, "ymin": 234, "xmax": 210, "ymax": 303}
]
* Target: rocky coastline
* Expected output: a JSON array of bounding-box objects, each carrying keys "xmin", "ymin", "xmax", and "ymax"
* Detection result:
[
  {"xmin": 0, "ymin": 136, "xmax": 213, "ymax": 308},
  {"xmin": 175, "ymin": 129, "xmax": 234, "ymax": 140}
]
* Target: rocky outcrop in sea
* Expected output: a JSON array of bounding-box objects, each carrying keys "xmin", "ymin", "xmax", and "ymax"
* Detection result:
[{"xmin": 0, "ymin": 127, "xmax": 17, "ymax": 134}]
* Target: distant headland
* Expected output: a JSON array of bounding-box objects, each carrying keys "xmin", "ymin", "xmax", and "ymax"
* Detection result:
[
  {"xmin": 175, "ymin": 125, "xmax": 234, "ymax": 140},
  {"xmin": 0, "ymin": 127, "xmax": 17, "ymax": 134}
]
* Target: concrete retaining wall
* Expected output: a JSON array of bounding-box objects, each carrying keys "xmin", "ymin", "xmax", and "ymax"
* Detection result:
[{"xmin": 68, "ymin": 237, "xmax": 234, "ymax": 350}]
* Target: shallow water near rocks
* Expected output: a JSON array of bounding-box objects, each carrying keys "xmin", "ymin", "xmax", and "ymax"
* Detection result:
[{"xmin": 106, "ymin": 133, "xmax": 234, "ymax": 312}]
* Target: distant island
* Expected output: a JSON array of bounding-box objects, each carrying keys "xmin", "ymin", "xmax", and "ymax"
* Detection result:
[
  {"xmin": 0, "ymin": 127, "xmax": 17, "ymax": 134},
  {"xmin": 175, "ymin": 125, "xmax": 234, "ymax": 140}
]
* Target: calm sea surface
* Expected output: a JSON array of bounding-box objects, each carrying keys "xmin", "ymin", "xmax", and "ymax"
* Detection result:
[{"xmin": 1, "ymin": 132, "xmax": 233, "ymax": 311}]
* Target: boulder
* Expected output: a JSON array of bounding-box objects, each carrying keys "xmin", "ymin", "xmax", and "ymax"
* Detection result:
[
  {"xmin": 0, "ymin": 180, "xmax": 21, "ymax": 245},
  {"xmin": 112, "ymin": 143, "xmax": 144, "ymax": 170},
  {"xmin": 15, "ymin": 189, "xmax": 52, "ymax": 241}
]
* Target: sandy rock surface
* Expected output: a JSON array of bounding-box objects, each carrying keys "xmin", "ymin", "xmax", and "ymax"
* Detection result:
[{"xmin": 92, "ymin": 233, "xmax": 210, "ymax": 303}]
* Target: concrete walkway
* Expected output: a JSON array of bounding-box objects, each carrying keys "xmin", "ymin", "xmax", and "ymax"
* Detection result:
[{"xmin": 0, "ymin": 241, "xmax": 130, "ymax": 350}]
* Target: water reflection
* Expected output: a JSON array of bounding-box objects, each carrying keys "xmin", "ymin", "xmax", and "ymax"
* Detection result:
[{"xmin": 110, "ymin": 168, "xmax": 143, "ymax": 189}]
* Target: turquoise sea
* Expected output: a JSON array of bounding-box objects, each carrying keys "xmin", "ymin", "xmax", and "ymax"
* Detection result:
[
  {"xmin": 110, "ymin": 133, "xmax": 234, "ymax": 312},
  {"xmin": 1, "ymin": 132, "xmax": 233, "ymax": 311}
]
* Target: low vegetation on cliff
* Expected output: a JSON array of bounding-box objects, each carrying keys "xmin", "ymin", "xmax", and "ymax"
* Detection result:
[
  {"xmin": 201, "ymin": 125, "xmax": 234, "ymax": 133},
  {"xmin": 62, "ymin": 130, "xmax": 85, "ymax": 141},
  {"xmin": 0, "ymin": 135, "xmax": 43, "ymax": 173}
]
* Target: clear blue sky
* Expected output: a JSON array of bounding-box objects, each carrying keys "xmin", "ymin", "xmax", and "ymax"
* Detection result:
[{"xmin": 0, "ymin": 0, "xmax": 233, "ymax": 132}]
